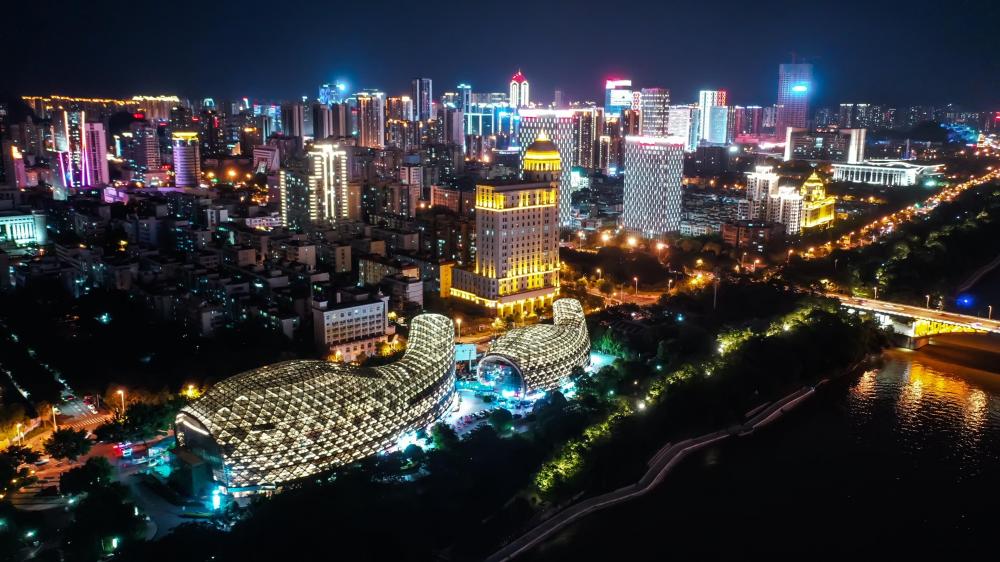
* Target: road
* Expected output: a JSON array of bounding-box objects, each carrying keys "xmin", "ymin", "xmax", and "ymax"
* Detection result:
[{"xmin": 835, "ymin": 295, "xmax": 1000, "ymax": 334}]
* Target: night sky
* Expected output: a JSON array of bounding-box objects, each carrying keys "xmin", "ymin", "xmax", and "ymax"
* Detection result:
[{"xmin": 6, "ymin": 0, "xmax": 998, "ymax": 108}]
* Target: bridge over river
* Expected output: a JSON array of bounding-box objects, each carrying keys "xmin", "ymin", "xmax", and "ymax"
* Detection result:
[{"xmin": 837, "ymin": 295, "xmax": 1000, "ymax": 348}]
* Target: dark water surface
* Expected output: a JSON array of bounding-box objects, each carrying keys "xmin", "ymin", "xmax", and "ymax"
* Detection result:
[{"xmin": 524, "ymin": 339, "xmax": 1000, "ymax": 559}]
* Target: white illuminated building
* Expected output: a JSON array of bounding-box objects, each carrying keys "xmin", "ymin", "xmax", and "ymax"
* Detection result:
[
  {"xmin": 697, "ymin": 90, "xmax": 727, "ymax": 141},
  {"xmin": 622, "ymin": 136, "xmax": 685, "ymax": 237},
  {"xmin": 831, "ymin": 160, "xmax": 943, "ymax": 187},
  {"xmin": 176, "ymin": 313, "xmax": 455, "ymax": 492},
  {"xmin": 510, "ymin": 71, "xmax": 530, "ymax": 108},
  {"xmin": 477, "ymin": 299, "xmax": 590, "ymax": 393}
]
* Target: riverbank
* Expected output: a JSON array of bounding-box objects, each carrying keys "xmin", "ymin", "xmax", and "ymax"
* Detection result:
[
  {"xmin": 489, "ymin": 359, "xmax": 872, "ymax": 561},
  {"xmin": 518, "ymin": 342, "xmax": 1000, "ymax": 559}
]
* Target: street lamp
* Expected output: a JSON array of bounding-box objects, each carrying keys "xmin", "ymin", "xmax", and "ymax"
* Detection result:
[
  {"xmin": 787, "ymin": 249, "xmax": 793, "ymax": 263},
  {"xmin": 627, "ymin": 236, "xmax": 637, "ymax": 248},
  {"xmin": 656, "ymin": 242, "xmax": 667, "ymax": 261},
  {"xmin": 873, "ymin": 286, "xmax": 879, "ymax": 300},
  {"xmin": 51, "ymin": 407, "xmax": 58, "ymax": 431},
  {"xmin": 601, "ymin": 231, "xmax": 611, "ymax": 244},
  {"xmin": 753, "ymin": 258, "xmax": 760, "ymax": 272},
  {"xmin": 925, "ymin": 294, "xmax": 931, "ymax": 309},
  {"xmin": 595, "ymin": 268, "xmax": 602, "ymax": 280},
  {"xmin": 633, "ymin": 277, "xmax": 638, "ymax": 295},
  {"xmin": 455, "ymin": 318, "xmax": 462, "ymax": 338},
  {"xmin": 14, "ymin": 423, "xmax": 21, "ymax": 446},
  {"xmin": 117, "ymin": 389, "xmax": 125, "ymax": 414},
  {"xmin": 989, "ymin": 305, "xmax": 993, "ymax": 320}
]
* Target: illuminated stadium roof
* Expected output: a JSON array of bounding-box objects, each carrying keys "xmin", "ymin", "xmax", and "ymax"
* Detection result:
[
  {"xmin": 477, "ymin": 299, "xmax": 590, "ymax": 393},
  {"xmin": 176, "ymin": 313, "xmax": 455, "ymax": 490}
]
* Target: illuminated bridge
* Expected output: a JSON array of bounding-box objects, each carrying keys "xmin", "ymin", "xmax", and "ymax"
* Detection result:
[{"xmin": 838, "ymin": 295, "xmax": 1000, "ymax": 348}]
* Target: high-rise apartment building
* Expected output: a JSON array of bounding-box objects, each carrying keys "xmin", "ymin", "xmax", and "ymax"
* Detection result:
[
  {"xmin": 281, "ymin": 103, "xmax": 305, "ymax": 138},
  {"xmin": 639, "ymin": 88, "xmax": 670, "ymax": 137},
  {"xmin": 743, "ymin": 165, "xmax": 781, "ymax": 220},
  {"xmin": 172, "ymin": 131, "xmax": 201, "ymax": 188},
  {"xmin": 279, "ymin": 142, "xmax": 350, "ymax": 229},
  {"xmin": 356, "ymin": 92, "xmax": 385, "ymax": 149},
  {"xmin": 449, "ymin": 135, "xmax": 560, "ymax": 317},
  {"xmin": 411, "ymin": 78, "xmax": 433, "ymax": 121},
  {"xmin": 622, "ymin": 136, "xmax": 684, "ymax": 238},
  {"xmin": 776, "ymin": 63, "xmax": 813, "ymax": 136},
  {"xmin": 312, "ymin": 103, "xmax": 333, "ymax": 140},
  {"xmin": 510, "ymin": 71, "xmax": 530, "ymax": 108}
]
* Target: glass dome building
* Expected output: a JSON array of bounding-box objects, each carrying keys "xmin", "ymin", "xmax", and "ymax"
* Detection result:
[
  {"xmin": 476, "ymin": 299, "xmax": 590, "ymax": 395},
  {"xmin": 175, "ymin": 313, "xmax": 455, "ymax": 492}
]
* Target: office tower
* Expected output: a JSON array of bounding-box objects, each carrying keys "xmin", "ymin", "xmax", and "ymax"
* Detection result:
[
  {"xmin": 278, "ymin": 166, "xmax": 312, "ymax": 230},
  {"xmin": 776, "ymin": 63, "xmax": 813, "ymax": 136},
  {"xmin": 554, "ymin": 90, "xmax": 563, "ymax": 108},
  {"xmin": 667, "ymin": 105, "xmax": 698, "ymax": 151},
  {"xmin": 449, "ymin": 135, "xmax": 560, "ymax": 317},
  {"xmin": 736, "ymin": 105, "xmax": 764, "ymax": 136},
  {"xmin": 356, "ymin": 92, "xmax": 385, "ymax": 149},
  {"xmin": 385, "ymin": 96, "xmax": 413, "ymax": 122},
  {"xmin": 510, "ymin": 70, "xmax": 530, "ymax": 108},
  {"xmin": 707, "ymin": 105, "xmax": 730, "ymax": 144},
  {"xmin": 281, "ymin": 103, "xmax": 305, "ymax": 138},
  {"xmin": 411, "ymin": 78, "xmax": 433, "ymax": 121},
  {"xmin": 743, "ymin": 165, "xmax": 780, "ymax": 220},
  {"xmin": 604, "ymin": 79, "xmax": 633, "ymax": 117},
  {"xmin": 639, "ymin": 88, "xmax": 670, "ymax": 137},
  {"xmin": 622, "ymin": 136, "xmax": 684, "ymax": 237},
  {"xmin": 698, "ymin": 90, "xmax": 727, "ymax": 141},
  {"xmin": 518, "ymin": 108, "xmax": 597, "ymax": 225},
  {"xmin": 312, "ymin": 103, "xmax": 333, "ymax": 140},
  {"xmin": 172, "ymin": 131, "xmax": 201, "ymax": 188}
]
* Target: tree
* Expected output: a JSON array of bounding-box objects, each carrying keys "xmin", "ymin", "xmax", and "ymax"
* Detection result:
[
  {"xmin": 60, "ymin": 457, "xmax": 114, "ymax": 495},
  {"xmin": 429, "ymin": 423, "xmax": 459, "ymax": 452},
  {"xmin": 0, "ymin": 445, "xmax": 41, "ymax": 492},
  {"xmin": 61, "ymin": 484, "xmax": 145, "ymax": 561},
  {"xmin": 488, "ymin": 409, "xmax": 514, "ymax": 434},
  {"xmin": 44, "ymin": 428, "xmax": 92, "ymax": 461}
]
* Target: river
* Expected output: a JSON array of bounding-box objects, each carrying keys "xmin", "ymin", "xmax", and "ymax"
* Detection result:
[{"xmin": 523, "ymin": 335, "xmax": 1000, "ymax": 558}]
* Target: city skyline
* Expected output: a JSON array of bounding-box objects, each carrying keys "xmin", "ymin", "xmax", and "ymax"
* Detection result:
[{"xmin": 6, "ymin": 0, "xmax": 999, "ymax": 108}]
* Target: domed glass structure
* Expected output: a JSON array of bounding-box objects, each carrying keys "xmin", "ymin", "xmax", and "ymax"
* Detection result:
[
  {"xmin": 476, "ymin": 299, "xmax": 590, "ymax": 395},
  {"xmin": 175, "ymin": 313, "xmax": 455, "ymax": 491}
]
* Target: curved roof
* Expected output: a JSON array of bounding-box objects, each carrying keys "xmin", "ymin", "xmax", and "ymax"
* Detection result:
[
  {"xmin": 177, "ymin": 313, "xmax": 455, "ymax": 489},
  {"xmin": 478, "ymin": 299, "xmax": 590, "ymax": 392},
  {"xmin": 511, "ymin": 70, "xmax": 527, "ymax": 84}
]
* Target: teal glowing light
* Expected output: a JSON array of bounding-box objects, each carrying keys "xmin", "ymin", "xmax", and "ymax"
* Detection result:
[{"xmin": 791, "ymin": 84, "xmax": 809, "ymax": 93}]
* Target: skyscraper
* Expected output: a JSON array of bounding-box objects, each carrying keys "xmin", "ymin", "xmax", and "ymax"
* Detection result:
[
  {"xmin": 312, "ymin": 103, "xmax": 333, "ymax": 140},
  {"xmin": 355, "ymin": 92, "xmax": 385, "ymax": 149},
  {"xmin": 776, "ymin": 63, "xmax": 813, "ymax": 136},
  {"xmin": 622, "ymin": 136, "xmax": 684, "ymax": 238},
  {"xmin": 510, "ymin": 71, "xmax": 530, "ymax": 108},
  {"xmin": 667, "ymin": 105, "xmax": 698, "ymax": 151},
  {"xmin": 411, "ymin": 78, "xmax": 433, "ymax": 121},
  {"xmin": 706, "ymin": 105, "xmax": 730, "ymax": 144},
  {"xmin": 518, "ymin": 108, "xmax": 598, "ymax": 225},
  {"xmin": 172, "ymin": 131, "xmax": 201, "ymax": 188},
  {"xmin": 281, "ymin": 103, "xmax": 305, "ymax": 138},
  {"xmin": 697, "ymin": 90, "xmax": 727, "ymax": 141},
  {"xmin": 639, "ymin": 88, "xmax": 671, "ymax": 137}
]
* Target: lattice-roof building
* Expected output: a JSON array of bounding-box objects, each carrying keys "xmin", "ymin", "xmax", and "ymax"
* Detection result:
[
  {"xmin": 476, "ymin": 299, "xmax": 590, "ymax": 394},
  {"xmin": 175, "ymin": 313, "xmax": 455, "ymax": 492}
]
